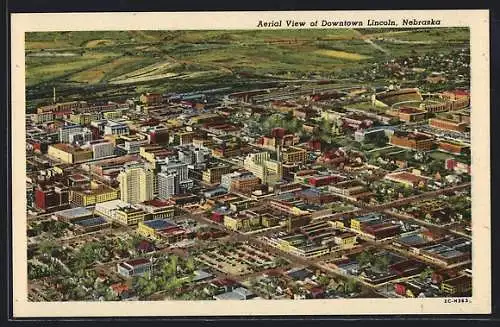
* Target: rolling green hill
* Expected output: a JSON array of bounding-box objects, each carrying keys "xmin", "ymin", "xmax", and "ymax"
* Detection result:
[{"xmin": 25, "ymin": 28, "xmax": 469, "ymax": 108}]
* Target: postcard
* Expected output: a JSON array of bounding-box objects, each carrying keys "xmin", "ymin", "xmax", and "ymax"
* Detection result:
[{"xmin": 10, "ymin": 10, "xmax": 490, "ymax": 317}]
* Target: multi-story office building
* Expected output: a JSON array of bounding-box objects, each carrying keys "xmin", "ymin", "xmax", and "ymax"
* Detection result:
[
  {"xmin": 178, "ymin": 149, "xmax": 194, "ymax": 165},
  {"xmin": 159, "ymin": 158, "xmax": 188, "ymax": 179},
  {"xmin": 59, "ymin": 125, "xmax": 84, "ymax": 143},
  {"xmin": 69, "ymin": 113, "xmax": 101, "ymax": 126},
  {"xmin": 157, "ymin": 158, "xmax": 193, "ymax": 198},
  {"xmin": 118, "ymin": 163, "xmax": 154, "ymax": 204},
  {"xmin": 178, "ymin": 147, "xmax": 205, "ymax": 165},
  {"xmin": 38, "ymin": 101, "xmax": 87, "ymax": 115},
  {"xmin": 104, "ymin": 121, "xmax": 130, "ymax": 136},
  {"xmin": 281, "ymin": 146, "xmax": 308, "ymax": 164},
  {"xmin": 244, "ymin": 152, "xmax": 282, "ymax": 186},
  {"xmin": 34, "ymin": 182, "xmax": 70, "ymax": 211},
  {"xmin": 220, "ymin": 171, "xmax": 242, "ymax": 190},
  {"xmin": 173, "ymin": 131, "xmax": 195, "ymax": 145},
  {"xmin": 231, "ymin": 175, "xmax": 261, "ymax": 193},
  {"xmin": 136, "ymin": 199, "xmax": 175, "ymax": 220},
  {"xmin": 34, "ymin": 111, "xmax": 54, "ymax": 124},
  {"xmin": 69, "ymin": 181, "xmax": 119, "ymax": 206},
  {"xmin": 68, "ymin": 129, "xmax": 93, "ymax": 145},
  {"xmin": 47, "ymin": 143, "xmax": 93, "ymax": 164},
  {"xmin": 88, "ymin": 140, "xmax": 115, "ymax": 159},
  {"xmin": 158, "ymin": 172, "xmax": 179, "ymax": 199},
  {"xmin": 139, "ymin": 92, "xmax": 163, "ymax": 105},
  {"xmin": 202, "ymin": 165, "xmax": 232, "ymax": 184},
  {"xmin": 194, "ymin": 148, "xmax": 205, "ymax": 164}
]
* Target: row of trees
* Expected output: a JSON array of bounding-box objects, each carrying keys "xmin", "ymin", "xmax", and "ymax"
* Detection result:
[
  {"xmin": 29, "ymin": 220, "xmax": 71, "ymax": 238},
  {"xmin": 133, "ymin": 255, "xmax": 197, "ymax": 299},
  {"xmin": 357, "ymin": 250, "xmax": 390, "ymax": 272},
  {"xmin": 261, "ymin": 113, "xmax": 304, "ymax": 136}
]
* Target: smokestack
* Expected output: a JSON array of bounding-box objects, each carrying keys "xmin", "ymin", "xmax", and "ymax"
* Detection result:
[{"xmin": 53, "ymin": 87, "xmax": 56, "ymax": 103}]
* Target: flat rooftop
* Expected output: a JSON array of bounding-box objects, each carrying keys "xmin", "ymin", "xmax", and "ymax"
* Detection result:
[
  {"xmin": 51, "ymin": 143, "xmax": 91, "ymax": 153},
  {"xmin": 355, "ymin": 213, "xmax": 384, "ymax": 223},
  {"xmin": 397, "ymin": 233, "xmax": 428, "ymax": 246},
  {"xmin": 55, "ymin": 207, "xmax": 93, "ymax": 219},
  {"xmin": 95, "ymin": 199, "xmax": 131, "ymax": 210},
  {"xmin": 75, "ymin": 216, "xmax": 108, "ymax": 227},
  {"xmin": 142, "ymin": 219, "xmax": 177, "ymax": 230},
  {"xmin": 141, "ymin": 199, "xmax": 175, "ymax": 207}
]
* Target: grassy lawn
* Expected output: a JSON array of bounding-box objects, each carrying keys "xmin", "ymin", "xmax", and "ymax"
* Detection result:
[
  {"xmin": 347, "ymin": 101, "xmax": 388, "ymax": 113},
  {"xmin": 367, "ymin": 145, "xmax": 398, "ymax": 156}
]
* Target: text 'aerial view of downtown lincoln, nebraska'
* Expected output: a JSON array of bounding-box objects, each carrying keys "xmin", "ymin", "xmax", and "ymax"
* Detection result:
[{"xmin": 26, "ymin": 28, "xmax": 472, "ymax": 302}]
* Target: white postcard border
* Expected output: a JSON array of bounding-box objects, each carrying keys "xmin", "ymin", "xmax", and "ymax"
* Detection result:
[{"xmin": 11, "ymin": 10, "xmax": 491, "ymax": 317}]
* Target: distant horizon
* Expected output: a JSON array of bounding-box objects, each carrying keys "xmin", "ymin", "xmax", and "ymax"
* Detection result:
[{"xmin": 25, "ymin": 27, "xmax": 469, "ymax": 111}]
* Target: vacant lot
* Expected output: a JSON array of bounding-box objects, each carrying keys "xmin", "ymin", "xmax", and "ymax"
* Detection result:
[{"xmin": 196, "ymin": 243, "xmax": 278, "ymax": 276}]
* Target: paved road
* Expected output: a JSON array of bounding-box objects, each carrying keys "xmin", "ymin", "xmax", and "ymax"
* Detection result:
[
  {"xmin": 313, "ymin": 182, "xmax": 471, "ymax": 224},
  {"xmin": 184, "ymin": 211, "xmax": 383, "ymax": 298},
  {"xmin": 383, "ymin": 209, "xmax": 471, "ymax": 240},
  {"xmin": 28, "ymin": 182, "xmax": 470, "ymax": 300},
  {"xmin": 172, "ymin": 184, "xmax": 470, "ymax": 297}
]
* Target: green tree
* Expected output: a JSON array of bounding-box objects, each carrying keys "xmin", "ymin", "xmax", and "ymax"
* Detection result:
[
  {"xmin": 185, "ymin": 257, "xmax": 196, "ymax": 273},
  {"xmin": 344, "ymin": 278, "xmax": 359, "ymax": 294},
  {"xmin": 38, "ymin": 237, "xmax": 58, "ymax": 256},
  {"xmin": 265, "ymin": 282, "xmax": 274, "ymax": 299},
  {"xmin": 373, "ymin": 255, "xmax": 390, "ymax": 272},
  {"xmin": 317, "ymin": 275, "xmax": 330, "ymax": 287},
  {"xmin": 103, "ymin": 287, "xmax": 118, "ymax": 301},
  {"xmin": 419, "ymin": 266, "xmax": 434, "ymax": 281},
  {"xmin": 135, "ymin": 272, "xmax": 157, "ymax": 299},
  {"xmin": 356, "ymin": 250, "xmax": 373, "ymax": 268}
]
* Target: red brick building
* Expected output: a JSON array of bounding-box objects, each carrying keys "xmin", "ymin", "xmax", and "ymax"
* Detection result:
[
  {"xmin": 438, "ymin": 141, "xmax": 469, "ymax": 155},
  {"xmin": 390, "ymin": 131, "xmax": 434, "ymax": 151},
  {"xmin": 35, "ymin": 183, "xmax": 70, "ymax": 211},
  {"xmin": 429, "ymin": 118, "xmax": 467, "ymax": 132},
  {"xmin": 140, "ymin": 93, "xmax": 163, "ymax": 105}
]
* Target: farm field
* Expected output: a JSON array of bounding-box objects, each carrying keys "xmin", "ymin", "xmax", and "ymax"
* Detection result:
[
  {"xmin": 26, "ymin": 52, "xmax": 120, "ymax": 86},
  {"xmin": 25, "ymin": 28, "xmax": 469, "ymax": 110},
  {"xmin": 315, "ymin": 49, "xmax": 371, "ymax": 60},
  {"xmin": 69, "ymin": 56, "xmax": 145, "ymax": 84}
]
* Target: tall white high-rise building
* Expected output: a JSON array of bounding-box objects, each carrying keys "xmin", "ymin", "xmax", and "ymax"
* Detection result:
[
  {"xmin": 118, "ymin": 163, "xmax": 154, "ymax": 204},
  {"xmin": 178, "ymin": 149, "xmax": 194, "ymax": 165},
  {"xmin": 159, "ymin": 158, "xmax": 189, "ymax": 181},
  {"xmin": 194, "ymin": 148, "xmax": 205, "ymax": 164},
  {"xmin": 59, "ymin": 125, "xmax": 84, "ymax": 143},
  {"xmin": 158, "ymin": 172, "xmax": 179, "ymax": 199},
  {"xmin": 90, "ymin": 141, "xmax": 114, "ymax": 159}
]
